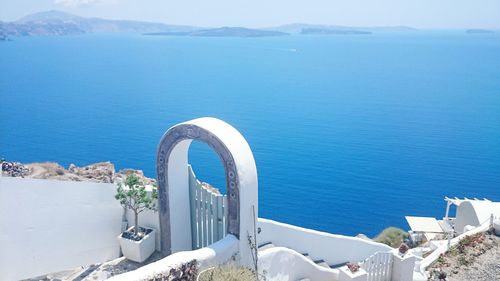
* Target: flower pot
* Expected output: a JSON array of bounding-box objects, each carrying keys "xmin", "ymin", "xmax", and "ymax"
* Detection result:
[{"xmin": 118, "ymin": 227, "xmax": 156, "ymax": 263}]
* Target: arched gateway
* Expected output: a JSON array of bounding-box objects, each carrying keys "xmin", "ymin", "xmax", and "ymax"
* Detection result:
[{"xmin": 156, "ymin": 117, "xmax": 258, "ymax": 263}]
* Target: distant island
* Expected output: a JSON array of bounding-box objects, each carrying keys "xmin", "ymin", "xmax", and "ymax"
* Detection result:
[
  {"xmin": 0, "ymin": 10, "xmax": 417, "ymax": 41},
  {"xmin": 145, "ymin": 27, "xmax": 289, "ymax": 38},
  {"xmin": 0, "ymin": 10, "xmax": 198, "ymax": 40},
  {"xmin": 301, "ymin": 28, "xmax": 371, "ymax": 35},
  {"xmin": 466, "ymin": 29, "xmax": 494, "ymax": 34},
  {"xmin": 266, "ymin": 23, "xmax": 416, "ymax": 34}
]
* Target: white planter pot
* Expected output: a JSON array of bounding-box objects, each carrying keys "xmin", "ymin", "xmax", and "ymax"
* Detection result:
[{"xmin": 118, "ymin": 227, "xmax": 156, "ymax": 263}]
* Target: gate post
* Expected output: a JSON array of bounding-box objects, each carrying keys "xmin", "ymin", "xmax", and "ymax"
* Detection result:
[{"xmin": 391, "ymin": 252, "xmax": 417, "ymax": 281}]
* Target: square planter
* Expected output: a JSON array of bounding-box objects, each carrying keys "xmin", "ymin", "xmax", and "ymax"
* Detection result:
[{"xmin": 118, "ymin": 227, "xmax": 156, "ymax": 263}]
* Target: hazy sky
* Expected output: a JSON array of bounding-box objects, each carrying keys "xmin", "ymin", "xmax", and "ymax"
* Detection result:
[{"xmin": 1, "ymin": 0, "xmax": 500, "ymax": 29}]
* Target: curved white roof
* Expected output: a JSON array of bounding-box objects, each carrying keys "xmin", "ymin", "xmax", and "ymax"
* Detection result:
[{"xmin": 455, "ymin": 200, "xmax": 500, "ymax": 234}]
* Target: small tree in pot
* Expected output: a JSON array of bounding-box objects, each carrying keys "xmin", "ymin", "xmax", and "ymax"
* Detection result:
[{"xmin": 115, "ymin": 174, "xmax": 159, "ymax": 262}]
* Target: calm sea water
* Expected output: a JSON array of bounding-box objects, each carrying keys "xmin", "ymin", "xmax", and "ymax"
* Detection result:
[{"xmin": 1, "ymin": 32, "xmax": 499, "ymax": 237}]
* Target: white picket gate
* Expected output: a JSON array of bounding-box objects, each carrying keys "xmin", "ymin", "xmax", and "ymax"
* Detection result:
[
  {"xmin": 360, "ymin": 251, "xmax": 393, "ymax": 281},
  {"xmin": 188, "ymin": 165, "xmax": 228, "ymax": 250}
]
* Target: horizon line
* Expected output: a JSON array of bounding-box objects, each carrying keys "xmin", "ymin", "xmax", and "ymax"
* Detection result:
[{"xmin": 2, "ymin": 9, "xmax": 499, "ymax": 31}]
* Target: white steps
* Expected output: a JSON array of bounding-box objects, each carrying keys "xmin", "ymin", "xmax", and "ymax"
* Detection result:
[{"xmin": 258, "ymin": 242, "xmax": 344, "ymax": 270}]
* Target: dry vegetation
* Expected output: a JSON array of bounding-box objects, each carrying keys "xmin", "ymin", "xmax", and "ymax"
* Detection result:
[
  {"xmin": 198, "ymin": 265, "xmax": 256, "ymax": 281},
  {"xmin": 143, "ymin": 260, "xmax": 198, "ymax": 281},
  {"xmin": 428, "ymin": 231, "xmax": 500, "ymax": 281}
]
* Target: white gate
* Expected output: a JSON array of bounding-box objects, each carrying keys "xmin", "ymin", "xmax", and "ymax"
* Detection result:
[
  {"xmin": 188, "ymin": 165, "xmax": 228, "ymax": 249},
  {"xmin": 360, "ymin": 251, "xmax": 393, "ymax": 281}
]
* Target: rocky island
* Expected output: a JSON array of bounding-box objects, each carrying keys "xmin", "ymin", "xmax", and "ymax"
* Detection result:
[
  {"xmin": 1, "ymin": 10, "xmax": 418, "ymax": 40},
  {"xmin": 0, "ymin": 10, "xmax": 198, "ymax": 40},
  {"xmin": 145, "ymin": 27, "xmax": 289, "ymax": 37},
  {"xmin": 466, "ymin": 29, "xmax": 495, "ymax": 34},
  {"xmin": 301, "ymin": 28, "xmax": 371, "ymax": 35},
  {"xmin": 266, "ymin": 23, "xmax": 416, "ymax": 34}
]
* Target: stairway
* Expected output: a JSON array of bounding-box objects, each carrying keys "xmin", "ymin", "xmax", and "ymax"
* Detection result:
[{"xmin": 258, "ymin": 242, "xmax": 346, "ymax": 270}]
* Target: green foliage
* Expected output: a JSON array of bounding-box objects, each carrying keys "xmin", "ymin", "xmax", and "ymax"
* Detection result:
[
  {"xmin": 198, "ymin": 265, "xmax": 256, "ymax": 281},
  {"xmin": 436, "ymin": 254, "xmax": 449, "ymax": 266},
  {"xmin": 115, "ymin": 174, "xmax": 158, "ymax": 212},
  {"xmin": 373, "ymin": 227, "xmax": 409, "ymax": 248},
  {"xmin": 459, "ymin": 237, "xmax": 472, "ymax": 247},
  {"xmin": 457, "ymin": 255, "xmax": 471, "ymax": 266},
  {"xmin": 448, "ymin": 245, "xmax": 458, "ymax": 256},
  {"xmin": 115, "ymin": 174, "xmax": 158, "ymax": 234}
]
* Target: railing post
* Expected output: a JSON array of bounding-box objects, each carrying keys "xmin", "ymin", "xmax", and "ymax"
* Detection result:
[
  {"xmin": 391, "ymin": 251, "xmax": 417, "ymax": 281},
  {"xmin": 188, "ymin": 166, "xmax": 197, "ymax": 250},
  {"xmin": 217, "ymin": 195, "xmax": 224, "ymax": 240},
  {"xmin": 196, "ymin": 182, "xmax": 202, "ymax": 248},
  {"xmin": 339, "ymin": 266, "xmax": 368, "ymax": 281}
]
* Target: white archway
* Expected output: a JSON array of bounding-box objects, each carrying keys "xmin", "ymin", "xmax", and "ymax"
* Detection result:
[{"xmin": 156, "ymin": 117, "xmax": 258, "ymax": 265}]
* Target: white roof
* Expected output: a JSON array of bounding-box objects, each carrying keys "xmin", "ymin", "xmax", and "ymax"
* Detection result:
[
  {"xmin": 405, "ymin": 216, "xmax": 444, "ymax": 233},
  {"xmin": 455, "ymin": 200, "xmax": 500, "ymax": 233}
]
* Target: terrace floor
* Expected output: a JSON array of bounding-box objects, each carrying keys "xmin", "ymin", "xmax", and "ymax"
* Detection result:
[{"xmin": 25, "ymin": 252, "xmax": 163, "ymax": 281}]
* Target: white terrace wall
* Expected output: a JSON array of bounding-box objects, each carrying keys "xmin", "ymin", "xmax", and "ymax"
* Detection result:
[
  {"xmin": 0, "ymin": 176, "xmax": 123, "ymax": 281},
  {"xmin": 258, "ymin": 246, "xmax": 339, "ymax": 281},
  {"xmin": 257, "ymin": 218, "xmax": 393, "ymax": 266},
  {"xmin": 108, "ymin": 235, "xmax": 239, "ymax": 281}
]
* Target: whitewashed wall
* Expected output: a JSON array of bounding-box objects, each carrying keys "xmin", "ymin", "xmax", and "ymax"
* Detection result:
[
  {"xmin": 258, "ymin": 246, "xmax": 339, "ymax": 281},
  {"xmin": 0, "ymin": 177, "xmax": 123, "ymax": 281},
  {"xmin": 257, "ymin": 218, "xmax": 392, "ymax": 266}
]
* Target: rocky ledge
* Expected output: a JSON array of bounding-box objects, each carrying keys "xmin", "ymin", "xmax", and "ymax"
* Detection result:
[
  {"xmin": 1, "ymin": 160, "xmax": 221, "ymax": 193},
  {"xmin": 1, "ymin": 160, "xmax": 156, "ymax": 185}
]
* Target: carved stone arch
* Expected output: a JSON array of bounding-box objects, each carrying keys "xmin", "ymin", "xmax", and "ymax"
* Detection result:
[{"xmin": 156, "ymin": 118, "xmax": 257, "ymax": 259}]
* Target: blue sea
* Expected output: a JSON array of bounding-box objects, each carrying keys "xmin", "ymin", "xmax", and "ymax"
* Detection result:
[{"xmin": 1, "ymin": 32, "xmax": 499, "ymax": 237}]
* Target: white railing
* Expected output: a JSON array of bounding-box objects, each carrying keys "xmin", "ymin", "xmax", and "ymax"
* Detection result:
[
  {"xmin": 188, "ymin": 165, "xmax": 228, "ymax": 250},
  {"xmin": 360, "ymin": 251, "xmax": 393, "ymax": 281}
]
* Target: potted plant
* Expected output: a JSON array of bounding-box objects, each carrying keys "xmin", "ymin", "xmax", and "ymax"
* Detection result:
[
  {"xmin": 398, "ymin": 243, "xmax": 409, "ymax": 257},
  {"xmin": 346, "ymin": 262, "xmax": 360, "ymax": 273},
  {"xmin": 115, "ymin": 173, "xmax": 158, "ymax": 262}
]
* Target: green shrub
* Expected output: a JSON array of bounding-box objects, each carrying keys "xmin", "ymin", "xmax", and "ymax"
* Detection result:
[
  {"xmin": 198, "ymin": 265, "xmax": 256, "ymax": 281},
  {"xmin": 115, "ymin": 174, "xmax": 158, "ymax": 235},
  {"xmin": 457, "ymin": 256, "xmax": 472, "ymax": 266},
  {"xmin": 373, "ymin": 227, "xmax": 409, "ymax": 248},
  {"xmin": 448, "ymin": 245, "xmax": 458, "ymax": 256}
]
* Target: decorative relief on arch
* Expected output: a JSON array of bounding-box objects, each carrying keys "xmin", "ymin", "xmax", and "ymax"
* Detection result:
[{"xmin": 156, "ymin": 124, "xmax": 240, "ymax": 255}]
